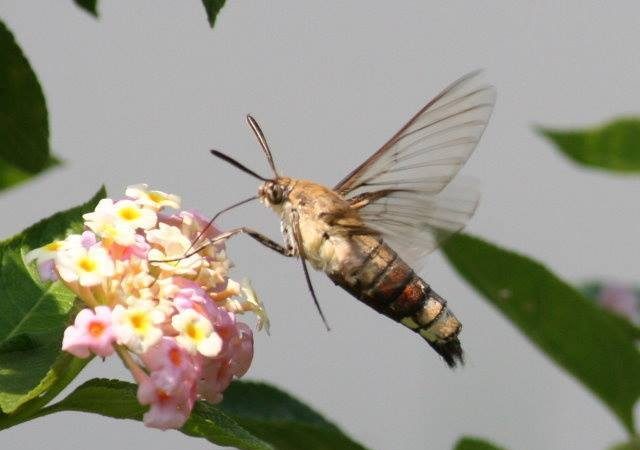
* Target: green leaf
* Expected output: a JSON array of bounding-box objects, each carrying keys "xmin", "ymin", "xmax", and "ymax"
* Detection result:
[
  {"xmin": 0, "ymin": 19, "xmax": 60, "ymax": 189},
  {"xmin": 0, "ymin": 155, "xmax": 60, "ymax": 193},
  {"xmin": 538, "ymin": 118, "xmax": 640, "ymax": 173},
  {"xmin": 442, "ymin": 234, "xmax": 640, "ymax": 435},
  {"xmin": 579, "ymin": 281, "xmax": 640, "ymax": 340},
  {"xmin": 201, "ymin": 0, "xmax": 227, "ymax": 28},
  {"xmin": 454, "ymin": 436, "xmax": 507, "ymax": 450},
  {"xmin": 0, "ymin": 157, "xmax": 31, "ymax": 191},
  {"xmin": 610, "ymin": 438, "xmax": 640, "ymax": 450},
  {"xmin": 0, "ymin": 354, "xmax": 90, "ymax": 430},
  {"xmin": 37, "ymin": 379, "xmax": 368, "ymax": 450},
  {"xmin": 184, "ymin": 400, "xmax": 274, "ymax": 450},
  {"xmin": 217, "ymin": 381, "xmax": 368, "ymax": 450},
  {"xmin": 39, "ymin": 378, "xmax": 273, "ymax": 450},
  {"xmin": 0, "ymin": 187, "xmax": 105, "ymax": 413},
  {"xmin": 73, "ymin": 0, "xmax": 99, "ymax": 17}
]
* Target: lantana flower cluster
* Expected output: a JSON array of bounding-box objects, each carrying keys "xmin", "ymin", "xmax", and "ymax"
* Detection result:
[{"xmin": 26, "ymin": 185, "xmax": 268, "ymax": 430}]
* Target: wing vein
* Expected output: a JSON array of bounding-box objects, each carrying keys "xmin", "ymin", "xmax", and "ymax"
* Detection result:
[{"xmin": 334, "ymin": 71, "xmax": 495, "ymax": 270}]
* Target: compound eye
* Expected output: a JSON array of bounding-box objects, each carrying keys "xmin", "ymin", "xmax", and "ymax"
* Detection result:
[{"xmin": 268, "ymin": 185, "xmax": 284, "ymax": 204}]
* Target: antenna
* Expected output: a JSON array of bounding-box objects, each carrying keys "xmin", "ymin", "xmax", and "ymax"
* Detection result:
[
  {"xmin": 246, "ymin": 115, "xmax": 278, "ymax": 177},
  {"xmin": 209, "ymin": 149, "xmax": 269, "ymax": 181}
]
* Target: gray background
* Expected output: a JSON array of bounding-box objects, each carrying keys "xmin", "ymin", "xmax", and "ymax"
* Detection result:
[{"xmin": 1, "ymin": 1, "xmax": 640, "ymax": 449}]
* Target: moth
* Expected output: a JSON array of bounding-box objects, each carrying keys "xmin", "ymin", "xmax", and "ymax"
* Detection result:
[{"xmin": 200, "ymin": 71, "xmax": 495, "ymax": 367}]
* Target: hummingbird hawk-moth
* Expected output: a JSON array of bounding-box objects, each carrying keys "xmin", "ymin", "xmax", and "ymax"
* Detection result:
[{"xmin": 203, "ymin": 71, "xmax": 495, "ymax": 367}]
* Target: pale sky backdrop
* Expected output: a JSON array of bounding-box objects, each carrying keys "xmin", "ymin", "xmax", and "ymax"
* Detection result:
[{"xmin": 1, "ymin": 2, "xmax": 640, "ymax": 449}]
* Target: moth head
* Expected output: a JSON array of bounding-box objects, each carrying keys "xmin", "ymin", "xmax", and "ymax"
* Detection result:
[
  {"xmin": 258, "ymin": 178, "xmax": 291, "ymax": 208},
  {"xmin": 210, "ymin": 114, "xmax": 286, "ymax": 209}
]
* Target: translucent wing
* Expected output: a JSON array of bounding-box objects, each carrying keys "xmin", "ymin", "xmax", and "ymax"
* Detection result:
[
  {"xmin": 355, "ymin": 180, "xmax": 480, "ymax": 271},
  {"xmin": 336, "ymin": 71, "xmax": 496, "ymax": 270}
]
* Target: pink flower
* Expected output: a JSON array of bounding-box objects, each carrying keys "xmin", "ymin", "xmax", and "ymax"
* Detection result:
[
  {"xmin": 137, "ymin": 371, "xmax": 197, "ymax": 430},
  {"xmin": 141, "ymin": 337, "xmax": 199, "ymax": 391},
  {"xmin": 172, "ymin": 279, "xmax": 210, "ymax": 309},
  {"xmin": 197, "ymin": 359, "xmax": 233, "ymax": 404},
  {"xmin": 108, "ymin": 234, "xmax": 150, "ymax": 261},
  {"xmin": 172, "ymin": 280, "xmax": 240, "ymax": 357},
  {"xmin": 186, "ymin": 210, "xmax": 222, "ymax": 241},
  {"xmin": 171, "ymin": 278, "xmax": 252, "ymax": 359},
  {"xmin": 159, "ymin": 210, "xmax": 223, "ymax": 260},
  {"xmin": 80, "ymin": 230, "xmax": 97, "ymax": 248},
  {"xmin": 599, "ymin": 283, "xmax": 639, "ymax": 322},
  {"xmin": 197, "ymin": 323, "xmax": 253, "ymax": 404},
  {"xmin": 159, "ymin": 210, "xmax": 220, "ymax": 239},
  {"xmin": 37, "ymin": 259, "xmax": 58, "ymax": 281},
  {"xmin": 62, "ymin": 306, "xmax": 115, "ymax": 358},
  {"xmin": 228, "ymin": 323, "xmax": 254, "ymax": 378},
  {"xmin": 173, "ymin": 279, "xmax": 228, "ymax": 323}
]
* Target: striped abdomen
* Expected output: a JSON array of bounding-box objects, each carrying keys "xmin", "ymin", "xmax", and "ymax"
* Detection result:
[{"xmin": 327, "ymin": 234, "xmax": 463, "ymax": 367}]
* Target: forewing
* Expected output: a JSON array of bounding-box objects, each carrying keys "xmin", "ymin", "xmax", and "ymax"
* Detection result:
[
  {"xmin": 336, "ymin": 71, "xmax": 495, "ymax": 270},
  {"xmin": 335, "ymin": 70, "xmax": 495, "ymax": 197}
]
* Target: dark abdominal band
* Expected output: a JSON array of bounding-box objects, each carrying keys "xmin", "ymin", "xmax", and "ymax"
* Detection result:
[{"xmin": 327, "ymin": 235, "xmax": 464, "ymax": 367}]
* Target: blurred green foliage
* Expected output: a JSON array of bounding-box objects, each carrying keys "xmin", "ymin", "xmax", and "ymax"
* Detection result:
[
  {"xmin": 0, "ymin": 20, "xmax": 60, "ymax": 193},
  {"xmin": 202, "ymin": 0, "xmax": 227, "ymax": 27},
  {"xmin": 539, "ymin": 118, "xmax": 640, "ymax": 173},
  {"xmin": 443, "ymin": 234, "xmax": 640, "ymax": 436},
  {"xmin": 73, "ymin": 0, "xmax": 98, "ymax": 17},
  {"xmin": 454, "ymin": 437, "xmax": 506, "ymax": 450}
]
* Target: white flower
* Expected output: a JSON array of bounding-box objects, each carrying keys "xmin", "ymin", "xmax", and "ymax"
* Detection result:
[
  {"xmin": 55, "ymin": 242, "xmax": 115, "ymax": 287},
  {"xmin": 146, "ymin": 223, "xmax": 191, "ymax": 256},
  {"xmin": 194, "ymin": 259, "xmax": 230, "ymax": 291},
  {"xmin": 112, "ymin": 303, "xmax": 165, "ymax": 354},
  {"xmin": 148, "ymin": 249, "xmax": 203, "ymax": 277},
  {"xmin": 223, "ymin": 279, "xmax": 270, "ymax": 333},
  {"xmin": 83, "ymin": 199, "xmax": 137, "ymax": 246},
  {"xmin": 25, "ymin": 240, "xmax": 64, "ymax": 265},
  {"xmin": 147, "ymin": 223, "xmax": 204, "ymax": 276},
  {"xmin": 114, "ymin": 258, "xmax": 155, "ymax": 303},
  {"xmin": 172, "ymin": 309, "xmax": 222, "ymax": 357},
  {"xmin": 240, "ymin": 280, "xmax": 270, "ymax": 333},
  {"xmin": 83, "ymin": 199, "xmax": 156, "ymax": 246},
  {"xmin": 126, "ymin": 184, "xmax": 181, "ymax": 210},
  {"xmin": 114, "ymin": 199, "xmax": 157, "ymax": 230}
]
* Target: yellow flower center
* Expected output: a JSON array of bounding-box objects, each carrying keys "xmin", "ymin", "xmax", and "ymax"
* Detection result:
[
  {"xmin": 148, "ymin": 192, "xmax": 164, "ymax": 203},
  {"xmin": 78, "ymin": 257, "xmax": 97, "ymax": 273},
  {"xmin": 45, "ymin": 241, "xmax": 62, "ymax": 251},
  {"xmin": 129, "ymin": 312, "xmax": 149, "ymax": 331},
  {"xmin": 118, "ymin": 206, "xmax": 141, "ymax": 222},
  {"xmin": 185, "ymin": 321, "xmax": 204, "ymax": 341}
]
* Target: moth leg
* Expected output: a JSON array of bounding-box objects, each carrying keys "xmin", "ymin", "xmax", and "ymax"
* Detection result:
[
  {"xmin": 185, "ymin": 195, "xmax": 258, "ymax": 257},
  {"xmin": 242, "ymin": 228, "xmax": 296, "ymax": 257},
  {"xmin": 291, "ymin": 210, "xmax": 331, "ymax": 331},
  {"xmin": 151, "ymin": 227, "xmax": 294, "ymax": 263}
]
